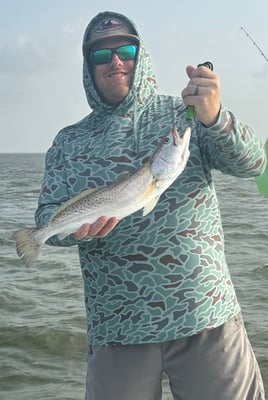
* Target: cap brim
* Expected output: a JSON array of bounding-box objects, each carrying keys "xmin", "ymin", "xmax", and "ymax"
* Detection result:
[{"xmin": 83, "ymin": 34, "xmax": 139, "ymax": 55}]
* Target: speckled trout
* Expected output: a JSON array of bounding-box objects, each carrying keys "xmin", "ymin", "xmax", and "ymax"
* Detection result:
[{"xmin": 13, "ymin": 126, "xmax": 191, "ymax": 267}]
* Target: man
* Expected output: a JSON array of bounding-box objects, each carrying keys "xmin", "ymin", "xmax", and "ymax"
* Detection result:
[{"xmin": 35, "ymin": 11, "xmax": 266, "ymax": 400}]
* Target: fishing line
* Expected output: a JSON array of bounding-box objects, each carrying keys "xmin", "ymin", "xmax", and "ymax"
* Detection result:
[
  {"xmin": 240, "ymin": 27, "xmax": 268, "ymax": 63},
  {"xmin": 241, "ymin": 28, "xmax": 268, "ymax": 197}
]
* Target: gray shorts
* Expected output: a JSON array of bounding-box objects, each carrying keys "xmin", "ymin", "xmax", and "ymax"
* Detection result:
[{"xmin": 85, "ymin": 313, "xmax": 265, "ymax": 400}]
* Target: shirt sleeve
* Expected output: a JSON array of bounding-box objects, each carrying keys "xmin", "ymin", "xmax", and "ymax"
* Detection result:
[{"xmin": 198, "ymin": 106, "xmax": 267, "ymax": 177}]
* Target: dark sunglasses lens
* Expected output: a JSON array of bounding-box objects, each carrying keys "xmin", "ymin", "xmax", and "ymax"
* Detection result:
[
  {"xmin": 91, "ymin": 45, "xmax": 137, "ymax": 65},
  {"xmin": 92, "ymin": 49, "xmax": 112, "ymax": 65},
  {"xmin": 117, "ymin": 45, "xmax": 137, "ymax": 60}
]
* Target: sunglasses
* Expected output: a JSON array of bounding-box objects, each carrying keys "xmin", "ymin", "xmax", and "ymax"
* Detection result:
[{"xmin": 90, "ymin": 44, "xmax": 138, "ymax": 65}]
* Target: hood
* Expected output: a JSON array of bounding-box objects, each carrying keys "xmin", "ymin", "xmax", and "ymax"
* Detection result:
[{"xmin": 82, "ymin": 11, "xmax": 158, "ymax": 115}]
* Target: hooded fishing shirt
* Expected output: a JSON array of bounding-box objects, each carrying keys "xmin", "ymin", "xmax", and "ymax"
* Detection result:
[{"xmin": 35, "ymin": 12, "xmax": 266, "ymax": 346}]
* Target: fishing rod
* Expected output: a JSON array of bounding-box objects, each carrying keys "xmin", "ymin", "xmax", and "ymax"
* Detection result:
[{"xmin": 240, "ymin": 27, "xmax": 268, "ymax": 63}]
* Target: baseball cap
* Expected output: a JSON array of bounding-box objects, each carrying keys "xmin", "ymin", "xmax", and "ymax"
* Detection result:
[{"xmin": 83, "ymin": 11, "xmax": 139, "ymax": 54}]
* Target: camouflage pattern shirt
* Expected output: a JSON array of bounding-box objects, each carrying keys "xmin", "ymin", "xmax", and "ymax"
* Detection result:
[{"xmin": 35, "ymin": 14, "xmax": 266, "ymax": 345}]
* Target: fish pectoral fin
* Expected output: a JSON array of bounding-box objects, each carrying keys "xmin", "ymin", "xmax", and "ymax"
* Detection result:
[{"xmin": 142, "ymin": 196, "xmax": 160, "ymax": 216}]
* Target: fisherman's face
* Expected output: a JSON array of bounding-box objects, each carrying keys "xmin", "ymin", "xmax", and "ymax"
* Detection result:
[{"xmin": 90, "ymin": 38, "xmax": 137, "ymax": 107}]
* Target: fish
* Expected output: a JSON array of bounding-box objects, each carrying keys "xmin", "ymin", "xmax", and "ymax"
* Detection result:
[{"xmin": 13, "ymin": 126, "xmax": 191, "ymax": 268}]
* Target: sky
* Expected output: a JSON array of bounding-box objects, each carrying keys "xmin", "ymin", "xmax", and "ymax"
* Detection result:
[{"xmin": 1, "ymin": 0, "xmax": 268, "ymax": 153}]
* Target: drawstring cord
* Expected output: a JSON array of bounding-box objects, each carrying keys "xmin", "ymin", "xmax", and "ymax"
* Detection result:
[{"xmin": 132, "ymin": 87, "xmax": 141, "ymax": 153}]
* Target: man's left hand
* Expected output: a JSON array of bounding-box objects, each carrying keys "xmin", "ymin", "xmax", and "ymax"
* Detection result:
[{"xmin": 181, "ymin": 65, "xmax": 221, "ymax": 127}]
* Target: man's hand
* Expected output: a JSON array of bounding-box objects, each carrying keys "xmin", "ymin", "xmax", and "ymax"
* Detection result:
[
  {"xmin": 74, "ymin": 216, "xmax": 119, "ymax": 240},
  {"xmin": 181, "ymin": 65, "xmax": 221, "ymax": 127}
]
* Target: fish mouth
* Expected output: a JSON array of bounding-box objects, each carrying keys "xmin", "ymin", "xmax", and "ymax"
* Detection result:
[
  {"xmin": 174, "ymin": 126, "xmax": 191, "ymax": 146},
  {"xmin": 172, "ymin": 126, "xmax": 180, "ymax": 146}
]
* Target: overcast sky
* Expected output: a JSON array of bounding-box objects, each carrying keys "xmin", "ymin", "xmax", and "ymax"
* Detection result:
[{"xmin": 1, "ymin": 0, "xmax": 268, "ymax": 153}]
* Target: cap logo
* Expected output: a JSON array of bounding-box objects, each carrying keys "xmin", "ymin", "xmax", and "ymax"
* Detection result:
[{"xmin": 95, "ymin": 18, "xmax": 123, "ymax": 33}]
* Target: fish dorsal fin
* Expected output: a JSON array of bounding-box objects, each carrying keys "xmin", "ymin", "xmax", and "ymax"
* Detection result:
[
  {"xmin": 51, "ymin": 187, "xmax": 101, "ymax": 219},
  {"xmin": 142, "ymin": 196, "xmax": 160, "ymax": 216}
]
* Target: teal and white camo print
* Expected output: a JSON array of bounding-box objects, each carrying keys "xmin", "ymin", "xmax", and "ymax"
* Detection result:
[{"xmin": 35, "ymin": 12, "xmax": 266, "ymax": 345}]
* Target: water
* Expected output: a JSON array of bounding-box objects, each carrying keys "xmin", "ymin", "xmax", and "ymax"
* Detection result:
[{"xmin": 0, "ymin": 153, "xmax": 267, "ymax": 399}]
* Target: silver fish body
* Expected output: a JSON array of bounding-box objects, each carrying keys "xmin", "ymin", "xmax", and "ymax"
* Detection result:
[{"xmin": 13, "ymin": 126, "xmax": 191, "ymax": 267}]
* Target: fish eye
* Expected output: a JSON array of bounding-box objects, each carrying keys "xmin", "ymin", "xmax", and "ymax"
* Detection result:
[{"xmin": 163, "ymin": 136, "xmax": 170, "ymax": 144}]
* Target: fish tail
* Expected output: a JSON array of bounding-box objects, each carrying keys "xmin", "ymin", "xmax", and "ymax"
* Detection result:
[{"xmin": 12, "ymin": 227, "xmax": 43, "ymax": 268}]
